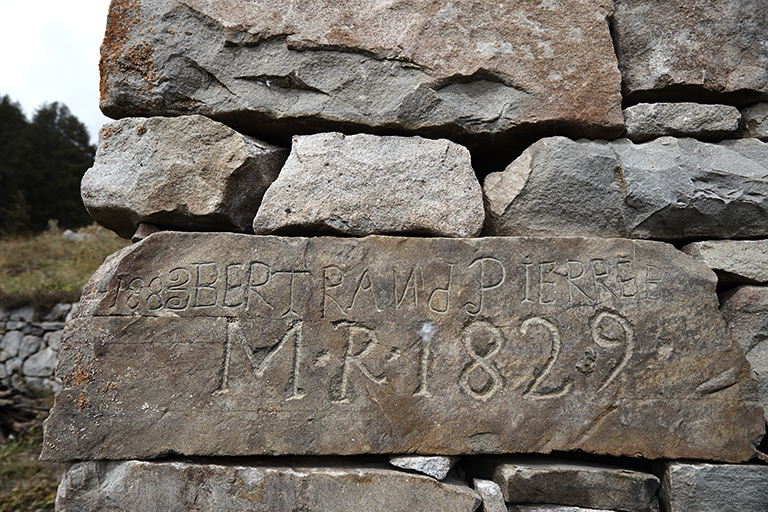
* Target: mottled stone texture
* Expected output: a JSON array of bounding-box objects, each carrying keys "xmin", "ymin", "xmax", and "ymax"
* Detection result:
[
  {"xmin": 55, "ymin": 459, "xmax": 481, "ymax": 512},
  {"xmin": 390, "ymin": 455, "xmax": 459, "ymax": 480},
  {"xmin": 623, "ymin": 103, "xmax": 740, "ymax": 142},
  {"xmin": 658, "ymin": 462, "xmax": 768, "ymax": 512},
  {"xmin": 474, "ymin": 457, "xmax": 659, "ymax": 512},
  {"xmin": 484, "ymin": 136, "xmax": 768, "ymax": 240},
  {"xmin": 739, "ymin": 102, "xmax": 768, "ymax": 140},
  {"xmin": 82, "ymin": 115, "xmax": 287, "ymax": 239},
  {"xmin": 682, "ymin": 239, "xmax": 768, "ymax": 287},
  {"xmin": 720, "ymin": 285, "xmax": 768, "ymax": 424},
  {"xmin": 42, "ymin": 233, "xmax": 763, "ymax": 462},
  {"xmin": 612, "ymin": 0, "xmax": 768, "ymax": 105},
  {"xmin": 99, "ymin": 0, "xmax": 623, "ymax": 150},
  {"xmin": 253, "ymin": 133, "xmax": 484, "ymax": 237}
]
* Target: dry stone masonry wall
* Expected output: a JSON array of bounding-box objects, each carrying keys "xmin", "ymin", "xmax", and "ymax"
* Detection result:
[{"xmin": 46, "ymin": 0, "xmax": 768, "ymax": 511}]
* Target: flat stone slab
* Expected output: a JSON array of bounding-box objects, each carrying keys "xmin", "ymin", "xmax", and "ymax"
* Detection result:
[
  {"xmin": 252, "ymin": 133, "xmax": 484, "ymax": 237},
  {"xmin": 99, "ymin": 0, "xmax": 623, "ymax": 149},
  {"xmin": 739, "ymin": 102, "xmax": 768, "ymax": 141},
  {"xmin": 483, "ymin": 136, "xmax": 768, "ymax": 240},
  {"xmin": 82, "ymin": 115, "xmax": 288, "ymax": 239},
  {"xmin": 509, "ymin": 506, "xmax": 616, "ymax": 512},
  {"xmin": 42, "ymin": 233, "xmax": 763, "ymax": 462},
  {"xmin": 623, "ymin": 103, "xmax": 740, "ymax": 143},
  {"xmin": 682, "ymin": 239, "xmax": 768, "ymax": 287},
  {"xmin": 390, "ymin": 455, "xmax": 459, "ymax": 480},
  {"xmin": 612, "ymin": 0, "xmax": 768, "ymax": 105},
  {"xmin": 474, "ymin": 457, "xmax": 659, "ymax": 512},
  {"xmin": 55, "ymin": 458, "xmax": 481, "ymax": 512},
  {"xmin": 657, "ymin": 462, "xmax": 768, "ymax": 512}
]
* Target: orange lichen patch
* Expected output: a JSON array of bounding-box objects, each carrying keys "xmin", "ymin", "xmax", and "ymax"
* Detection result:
[
  {"xmin": 76, "ymin": 391, "xmax": 91, "ymax": 413},
  {"xmin": 122, "ymin": 41, "xmax": 161, "ymax": 93},
  {"xmin": 100, "ymin": 0, "xmax": 142, "ymax": 101},
  {"xmin": 101, "ymin": 124, "xmax": 123, "ymax": 148}
]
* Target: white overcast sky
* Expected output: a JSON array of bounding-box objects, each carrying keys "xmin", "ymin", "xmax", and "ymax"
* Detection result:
[{"xmin": 0, "ymin": 0, "xmax": 112, "ymax": 144}]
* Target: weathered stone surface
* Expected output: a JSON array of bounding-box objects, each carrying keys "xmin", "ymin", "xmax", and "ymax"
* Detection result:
[
  {"xmin": 739, "ymin": 102, "xmax": 768, "ymax": 141},
  {"xmin": 55, "ymin": 459, "xmax": 481, "ymax": 512},
  {"xmin": 22, "ymin": 347, "xmax": 58, "ymax": 378},
  {"xmin": 390, "ymin": 455, "xmax": 459, "ymax": 480},
  {"xmin": 42, "ymin": 233, "xmax": 763, "ymax": 462},
  {"xmin": 473, "ymin": 479, "xmax": 506, "ymax": 512},
  {"xmin": 82, "ymin": 115, "xmax": 288, "ymax": 239},
  {"xmin": 99, "ymin": 0, "xmax": 624, "ymax": 152},
  {"xmin": 253, "ymin": 133, "xmax": 484, "ymax": 237},
  {"xmin": 44, "ymin": 330, "xmax": 62, "ymax": 351},
  {"xmin": 612, "ymin": 0, "xmax": 768, "ymax": 105},
  {"xmin": 0, "ymin": 331, "xmax": 22, "ymax": 358},
  {"xmin": 474, "ymin": 457, "xmax": 659, "ymax": 512},
  {"xmin": 18, "ymin": 335, "xmax": 41, "ymax": 360},
  {"xmin": 682, "ymin": 239, "xmax": 768, "ymax": 287},
  {"xmin": 509, "ymin": 506, "xmax": 615, "ymax": 512},
  {"xmin": 484, "ymin": 136, "xmax": 768, "ymax": 240},
  {"xmin": 623, "ymin": 103, "xmax": 740, "ymax": 143},
  {"xmin": 657, "ymin": 462, "xmax": 768, "ymax": 512},
  {"xmin": 720, "ymin": 285, "xmax": 768, "ymax": 423}
]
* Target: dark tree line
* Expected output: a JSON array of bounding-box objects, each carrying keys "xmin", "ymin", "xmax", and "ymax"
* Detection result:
[{"xmin": 0, "ymin": 95, "xmax": 95, "ymax": 235}]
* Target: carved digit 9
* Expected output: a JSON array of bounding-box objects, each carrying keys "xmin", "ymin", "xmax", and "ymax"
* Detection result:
[
  {"xmin": 520, "ymin": 317, "xmax": 572, "ymax": 399},
  {"xmin": 591, "ymin": 310, "xmax": 635, "ymax": 393},
  {"xmin": 459, "ymin": 320, "xmax": 503, "ymax": 401}
]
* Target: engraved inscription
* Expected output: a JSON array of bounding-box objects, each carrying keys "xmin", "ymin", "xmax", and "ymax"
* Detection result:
[{"xmin": 459, "ymin": 320, "xmax": 503, "ymax": 400}]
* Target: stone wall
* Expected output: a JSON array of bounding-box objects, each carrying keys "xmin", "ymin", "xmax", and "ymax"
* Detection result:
[
  {"xmin": 45, "ymin": 1, "xmax": 768, "ymax": 511},
  {"xmin": 0, "ymin": 304, "xmax": 74, "ymax": 394}
]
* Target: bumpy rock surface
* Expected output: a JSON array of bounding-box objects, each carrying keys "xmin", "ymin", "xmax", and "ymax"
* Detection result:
[
  {"xmin": 739, "ymin": 102, "xmax": 768, "ymax": 140},
  {"xmin": 623, "ymin": 103, "xmax": 740, "ymax": 142},
  {"xmin": 612, "ymin": 0, "xmax": 768, "ymax": 105},
  {"xmin": 82, "ymin": 115, "xmax": 288, "ymax": 239},
  {"xmin": 56, "ymin": 459, "xmax": 481, "ymax": 512},
  {"xmin": 99, "ymin": 0, "xmax": 624, "ymax": 150},
  {"xmin": 390, "ymin": 455, "xmax": 459, "ymax": 480},
  {"xmin": 720, "ymin": 285, "xmax": 768, "ymax": 423},
  {"xmin": 484, "ymin": 136, "xmax": 768, "ymax": 240},
  {"xmin": 682, "ymin": 239, "xmax": 768, "ymax": 287},
  {"xmin": 509, "ymin": 507, "xmax": 615, "ymax": 512},
  {"xmin": 473, "ymin": 479, "xmax": 507, "ymax": 512},
  {"xmin": 42, "ymin": 233, "xmax": 763, "ymax": 462},
  {"xmin": 658, "ymin": 462, "xmax": 768, "ymax": 512},
  {"xmin": 253, "ymin": 133, "xmax": 483, "ymax": 237},
  {"xmin": 475, "ymin": 457, "xmax": 659, "ymax": 512}
]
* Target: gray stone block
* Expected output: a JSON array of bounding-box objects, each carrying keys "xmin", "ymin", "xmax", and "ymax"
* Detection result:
[
  {"xmin": 22, "ymin": 347, "xmax": 57, "ymax": 377},
  {"xmin": 478, "ymin": 457, "xmax": 659, "ymax": 512},
  {"xmin": 0, "ymin": 331, "xmax": 23, "ymax": 358},
  {"xmin": 43, "ymin": 303, "xmax": 71, "ymax": 322},
  {"xmin": 473, "ymin": 479, "xmax": 507, "ymax": 512},
  {"xmin": 390, "ymin": 455, "xmax": 459, "ymax": 480},
  {"xmin": 658, "ymin": 462, "xmax": 768, "ymax": 512},
  {"xmin": 44, "ymin": 331, "xmax": 62, "ymax": 351},
  {"xmin": 253, "ymin": 133, "xmax": 484, "ymax": 237},
  {"xmin": 623, "ymin": 103, "xmax": 740, "ymax": 143},
  {"xmin": 682, "ymin": 239, "xmax": 768, "ymax": 287},
  {"xmin": 56, "ymin": 459, "xmax": 481, "ymax": 512},
  {"xmin": 740, "ymin": 102, "xmax": 768, "ymax": 141},
  {"xmin": 18, "ymin": 335, "xmax": 42, "ymax": 360},
  {"xmin": 9, "ymin": 305, "xmax": 34, "ymax": 322}
]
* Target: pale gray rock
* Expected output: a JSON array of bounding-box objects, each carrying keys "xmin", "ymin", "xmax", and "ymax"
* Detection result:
[
  {"xmin": 5, "ymin": 357, "xmax": 22, "ymax": 377},
  {"xmin": 22, "ymin": 347, "xmax": 58, "ymax": 377},
  {"xmin": 18, "ymin": 335, "xmax": 41, "ymax": 360},
  {"xmin": 5, "ymin": 321, "xmax": 24, "ymax": 331},
  {"xmin": 0, "ymin": 363, "xmax": 6, "ymax": 380},
  {"xmin": 612, "ymin": 0, "xmax": 768, "ymax": 105},
  {"xmin": 473, "ymin": 479, "xmax": 507, "ymax": 512},
  {"xmin": 623, "ymin": 103, "xmax": 740, "ymax": 142},
  {"xmin": 475, "ymin": 457, "xmax": 659, "ymax": 512},
  {"xmin": 9, "ymin": 305, "xmax": 34, "ymax": 322},
  {"xmin": 253, "ymin": 133, "xmax": 484, "ymax": 237},
  {"xmin": 44, "ymin": 331, "xmax": 62, "ymax": 351},
  {"xmin": 56, "ymin": 459, "xmax": 481, "ymax": 512},
  {"xmin": 484, "ymin": 136, "xmax": 768, "ymax": 240},
  {"xmin": 390, "ymin": 455, "xmax": 459, "ymax": 480},
  {"xmin": 739, "ymin": 103, "xmax": 768, "ymax": 140},
  {"xmin": 99, "ymin": 0, "xmax": 624, "ymax": 153},
  {"xmin": 682, "ymin": 239, "xmax": 768, "ymax": 287},
  {"xmin": 61, "ymin": 229, "xmax": 83, "ymax": 241},
  {"xmin": 41, "ymin": 322, "xmax": 65, "ymax": 331},
  {"xmin": 82, "ymin": 115, "xmax": 288, "ymax": 239},
  {"xmin": 64, "ymin": 303, "xmax": 79, "ymax": 323},
  {"xmin": 0, "ymin": 331, "xmax": 22, "ymax": 358},
  {"xmin": 0, "ymin": 350, "xmax": 8, "ymax": 363},
  {"xmin": 658, "ymin": 462, "xmax": 768, "ymax": 512},
  {"xmin": 43, "ymin": 303, "xmax": 71, "ymax": 322},
  {"xmin": 720, "ymin": 285, "xmax": 768, "ymax": 423},
  {"xmin": 42, "ymin": 233, "xmax": 763, "ymax": 462}
]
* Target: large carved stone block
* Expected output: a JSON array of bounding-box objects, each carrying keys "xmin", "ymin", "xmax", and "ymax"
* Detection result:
[
  {"xmin": 42, "ymin": 234, "xmax": 763, "ymax": 462},
  {"xmin": 98, "ymin": 0, "xmax": 623, "ymax": 150}
]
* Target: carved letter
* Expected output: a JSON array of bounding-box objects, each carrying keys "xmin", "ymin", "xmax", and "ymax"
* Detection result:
[
  {"xmin": 322, "ymin": 266, "xmax": 345, "ymax": 318},
  {"xmin": 245, "ymin": 262, "xmax": 273, "ymax": 311},
  {"xmin": 331, "ymin": 322, "xmax": 387, "ymax": 402},
  {"xmin": 224, "ymin": 263, "xmax": 247, "ymax": 308},
  {"xmin": 192, "ymin": 262, "xmax": 218, "ymax": 307},
  {"xmin": 539, "ymin": 262, "xmax": 556, "ymax": 305},
  {"xmin": 428, "ymin": 265, "xmax": 453, "ymax": 314},
  {"xmin": 465, "ymin": 257, "xmax": 506, "ymax": 315},
  {"xmin": 566, "ymin": 260, "xmax": 593, "ymax": 305}
]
